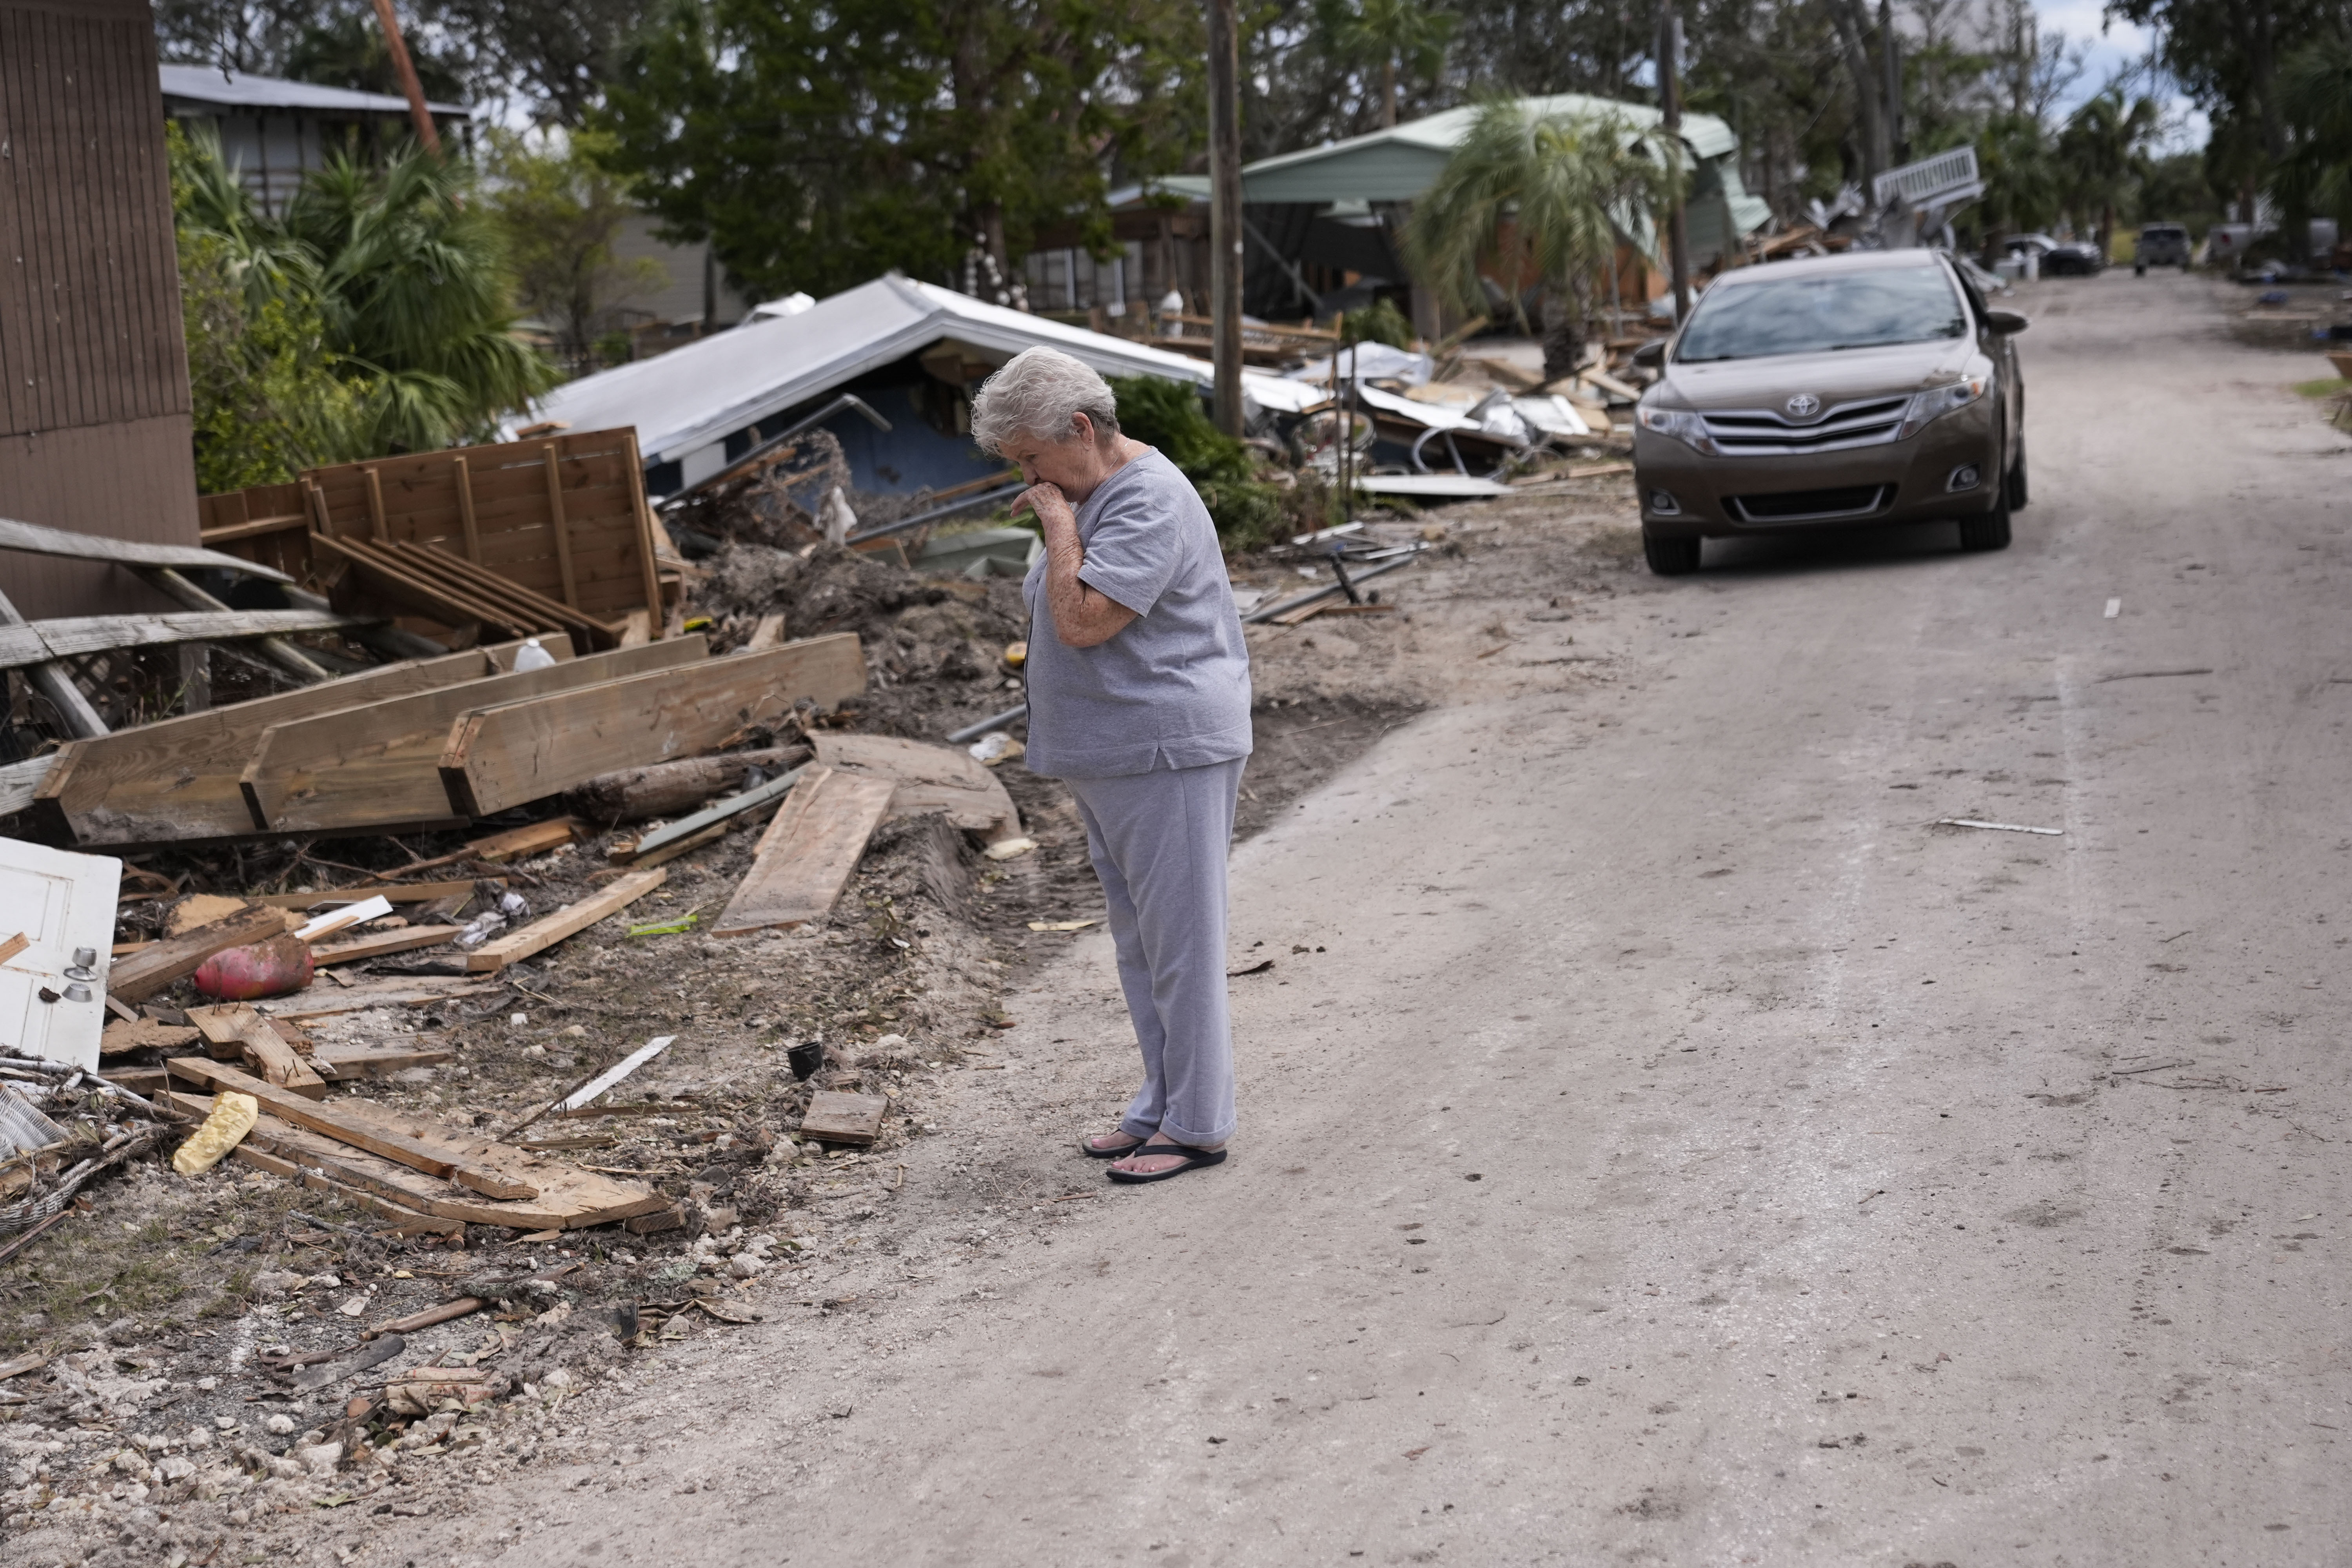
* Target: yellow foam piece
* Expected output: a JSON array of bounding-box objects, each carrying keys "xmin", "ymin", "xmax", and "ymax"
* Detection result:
[{"xmin": 171, "ymin": 1091, "xmax": 258, "ymax": 1176}]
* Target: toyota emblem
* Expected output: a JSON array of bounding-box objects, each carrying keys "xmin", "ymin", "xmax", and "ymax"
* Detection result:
[{"xmin": 1785, "ymin": 393, "xmax": 1821, "ymax": 418}]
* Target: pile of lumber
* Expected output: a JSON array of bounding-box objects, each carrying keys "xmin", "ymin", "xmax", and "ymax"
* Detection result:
[
  {"xmin": 198, "ymin": 428, "xmax": 678, "ymax": 651},
  {"xmin": 31, "ymin": 630, "xmax": 866, "ymax": 846}
]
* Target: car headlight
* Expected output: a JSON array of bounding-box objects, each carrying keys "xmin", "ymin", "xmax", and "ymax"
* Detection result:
[
  {"xmin": 1636, "ymin": 404, "xmax": 1717, "ymax": 454},
  {"xmin": 1896, "ymin": 377, "xmax": 1987, "ymax": 439}
]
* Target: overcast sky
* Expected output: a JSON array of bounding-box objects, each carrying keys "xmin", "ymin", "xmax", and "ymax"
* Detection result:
[{"xmin": 2035, "ymin": 0, "xmax": 2208, "ymax": 151}]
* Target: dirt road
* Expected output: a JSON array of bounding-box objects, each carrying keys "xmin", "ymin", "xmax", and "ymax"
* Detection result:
[{"xmin": 397, "ymin": 271, "xmax": 2352, "ymax": 1566}]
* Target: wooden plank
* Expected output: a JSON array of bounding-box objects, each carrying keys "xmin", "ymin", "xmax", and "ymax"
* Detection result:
[
  {"xmin": 107, "ymin": 902, "xmax": 285, "ymax": 1003},
  {"xmin": 310, "ymin": 924, "xmax": 462, "ymax": 967},
  {"xmin": 378, "ymin": 541, "xmax": 619, "ymax": 644},
  {"xmin": 713, "ymin": 765, "xmax": 896, "ymax": 935},
  {"xmin": 743, "ymin": 613, "xmax": 786, "ymax": 653},
  {"xmin": 452, "ymin": 455, "xmax": 481, "ymax": 563},
  {"xmin": 799, "ymin": 1091, "xmax": 887, "ymax": 1145},
  {"xmin": 5, "ymin": 608, "xmax": 363, "ymax": 669},
  {"xmin": 250, "ymin": 879, "xmax": 499, "ymax": 910},
  {"xmin": 232, "ymin": 1109, "xmax": 663, "ymax": 1230},
  {"xmin": 256, "ymin": 977, "xmax": 497, "ymax": 1022},
  {"xmin": 363, "ymin": 465, "xmax": 388, "ymax": 541},
  {"xmin": 164, "ymin": 1057, "xmax": 537, "ymax": 1199},
  {"xmin": 0, "ymin": 514, "xmax": 294, "ymax": 582},
  {"xmin": 186, "ymin": 1002, "xmax": 262, "ymax": 1059},
  {"xmin": 623, "ymin": 429, "xmax": 664, "ymax": 637},
  {"xmin": 310, "ymin": 1041, "xmax": 455, "ymax": 1079},
  {"xmin": 240, "ymin": 1026, "xmax": 328, "ymax": 1098},
  {"xmin": 314, "ymin": 532, "xmax": 531, "ymax": 634},
  {"xmin": 98, "ymin": 1016, "xmax": 197, "ymax": 1056},
  {"xmin": 541, "ymin": 442, "xmax": 579, "ymax": 607},
  {"xmin": 32, "ymin": 639, "xmax": 561, "ymax": 847},
  {"xmin": 241, "ymin": 638, "xmax": 708, "ymax": 833},
  {"xmin": 463, "ymin": 867, "xmax": 667, "ymax": 972},
  {"xmin": 811, "ymin": 733, "xmax": 1022, "ymax": 838},
  {"xmin": 197, "ymin": 514, "xmax": 308, "ymax": 546},
  {"xmin": 466, "ymin": 818, "xmax": 583, "ymax": 862},
  {"xmin": 440, "ymin": 635, "xmax": 865, "ymax": 818}
]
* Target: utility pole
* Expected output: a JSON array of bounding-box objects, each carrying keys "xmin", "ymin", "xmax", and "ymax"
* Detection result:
[
  {"xmin": 1658, "ymin": 0, "xmax": 1692, "ymax": 324},
  {"xmin": 369, "ymin": 0, "xmax": 443, "ymax": 157},
  {"xmin": 1207, "ymin": 0, "xmax": 1245, "ymax": 437},
  {"xmin": 1879, "ymin": 0, "xmax": 1904, "ymax": 166}
]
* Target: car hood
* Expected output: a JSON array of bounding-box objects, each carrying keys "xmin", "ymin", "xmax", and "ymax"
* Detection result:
[{"xmin": 1654, "ymin": 338, "xmax": 1978, "ymax": 412}]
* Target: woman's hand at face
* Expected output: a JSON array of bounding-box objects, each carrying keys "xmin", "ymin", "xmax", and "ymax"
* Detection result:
[{"xmin": 1014, "ymin": 482, "xmax": 1077, "ymax": 535}]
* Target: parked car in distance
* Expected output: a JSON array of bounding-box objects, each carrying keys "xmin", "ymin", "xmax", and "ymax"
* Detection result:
[
  {"xmin": 2001, "ymin": 232, "xmax": 2103, "ymax": 276},
  {"xmin": 2134, "ymin": 223, "xmax": 2192, "ymax": 273},
  {"xmin": 1629, "ymin": 249, "xmax": 2029, "ymax": 576}
]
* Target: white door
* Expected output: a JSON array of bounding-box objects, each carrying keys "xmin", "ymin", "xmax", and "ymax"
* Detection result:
[{"xmin": 0, "ymin": 837, "xmax": 122, "ymax": 1070}]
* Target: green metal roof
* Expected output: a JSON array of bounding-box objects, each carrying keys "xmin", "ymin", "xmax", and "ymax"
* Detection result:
[{"xmin": 1239, "ymin": 94, "xmax": 1739, "ymax": 205}]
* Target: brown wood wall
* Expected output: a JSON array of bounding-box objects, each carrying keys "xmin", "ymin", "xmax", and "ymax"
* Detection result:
[{"xmin": 0, "ymin": 0, "xmax": 197, "ymax": 620}]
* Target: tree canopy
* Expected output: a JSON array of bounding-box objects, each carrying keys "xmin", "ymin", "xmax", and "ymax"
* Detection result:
[{"xmin": 590, "ymin": 0, "xmax": 1199, "ymax": 303}]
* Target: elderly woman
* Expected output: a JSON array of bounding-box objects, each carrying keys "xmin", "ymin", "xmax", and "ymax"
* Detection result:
[{"xmin": 969, "ymin": 347, "xmax": 1252, "ymax": 1184}]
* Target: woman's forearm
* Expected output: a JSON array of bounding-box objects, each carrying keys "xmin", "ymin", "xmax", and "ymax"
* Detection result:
[{"xmin": 1034, "ymin": 490, "xmax": 1137, "ymax": 648}]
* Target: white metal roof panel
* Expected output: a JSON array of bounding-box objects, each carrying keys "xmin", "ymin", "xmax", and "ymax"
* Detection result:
[
  {"xmin": 158, "ymin": 64, "xmax": 467, "ymax": 117},
  {"xmin": 517, "ymin": 274, "xmax": 1321, "ymax": 463}
]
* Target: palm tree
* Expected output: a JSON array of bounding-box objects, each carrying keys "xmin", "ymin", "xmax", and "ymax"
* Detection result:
[
  {"xmin": 2058, "ymin": 90, "xmax": 2158, "ymax": 257},
  {"xmin": 1404, "ymin": 100, "xmax": 1682, "ymax": 379},
  {"xmin": 285, "ymin": 148, "xmax": 560, "ymax": 452},
  {"xmin": 176, "ymin": 132, "xmax": 557, "ymax": 456},
  {"xmin": 1332, "ymin": 0, "xmax": 1455, "ymax": 130}
]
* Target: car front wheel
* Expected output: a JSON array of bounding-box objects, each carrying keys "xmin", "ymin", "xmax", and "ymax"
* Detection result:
[
  {"xmin": 2006, "ymin": 436, "xmax": 2029, "ymax": 510},
  {"xmin": 1643, "ymin": 526, "xmax": 1702, "ymax": 575},
  {"xmin": 1958, "ymin": 498, "xmax": 2013, "ymax": 552}
]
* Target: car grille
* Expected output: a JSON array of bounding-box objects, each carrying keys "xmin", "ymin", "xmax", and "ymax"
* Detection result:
[
  {"xmin": 1728, "ymin": 484, "xmax": 1895, "ymax": 523},
  {"xmin": 1698, "ymin": 395, "xmax": 1910, "ymax": 455}
]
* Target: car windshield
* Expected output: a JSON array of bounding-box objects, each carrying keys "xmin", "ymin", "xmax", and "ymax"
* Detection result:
[{"xmin": 1675, "ymin": 267, "xmax": 1968, "ymax": 362}]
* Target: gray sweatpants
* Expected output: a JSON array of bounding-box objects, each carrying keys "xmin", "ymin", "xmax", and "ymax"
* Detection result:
[{"xmin": 1065, "ymin": 757, "xmax": 1244, "ymax": 1147}]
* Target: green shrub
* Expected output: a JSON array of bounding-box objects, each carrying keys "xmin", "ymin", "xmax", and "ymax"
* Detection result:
[
  {"xmin": 1341, "ymin": 296, "xmax": 1415, "ymax": 348},
  {"xmin": 1109, "ymin": 374, "xmax": 1301, "ymax": 549}
]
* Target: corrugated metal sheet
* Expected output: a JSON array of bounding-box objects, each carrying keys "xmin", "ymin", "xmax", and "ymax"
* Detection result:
[{"xmin": 0, "ymin": 0, "xmax": 200, "ymax": 618}]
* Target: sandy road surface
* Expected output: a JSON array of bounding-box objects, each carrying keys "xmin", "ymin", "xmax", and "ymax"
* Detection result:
[{"xmin": 398, "ymin": 271, "xmax": 2352, "ymax": 1566}]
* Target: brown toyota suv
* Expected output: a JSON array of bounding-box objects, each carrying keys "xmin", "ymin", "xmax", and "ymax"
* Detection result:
[{"xmin": 1630, "ymin": 249, "xmax": 2028, "ymax": 575}]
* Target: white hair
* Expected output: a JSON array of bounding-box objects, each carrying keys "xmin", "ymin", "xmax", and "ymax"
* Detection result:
[{"xmin": 968, "ymin": 347, "xmax": 1120, "ymax": 456}]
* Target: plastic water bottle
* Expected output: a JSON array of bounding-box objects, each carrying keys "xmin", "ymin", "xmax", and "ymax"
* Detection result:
[{"xmin": 514, "ymin": 637, "xmax": 556, "ymax": 671}]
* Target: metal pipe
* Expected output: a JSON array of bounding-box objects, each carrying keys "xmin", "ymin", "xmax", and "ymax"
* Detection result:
[
  {"xmin": 946, "ymin": 704, "xmax": 1028, "ymax": 744},
  {"xmin": 844, "ymin": 483, "xmax": 1027, "ymax": 545}
]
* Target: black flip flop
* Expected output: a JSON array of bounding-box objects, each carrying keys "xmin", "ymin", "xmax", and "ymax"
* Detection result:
[
  {"xmin": 1080, "ymin": 1132, "xmax": 1147, "ymax": 1159},
  {"xmin": 1106, "ymin": 1142, "xmax": 1229, "ymax": 1183}
]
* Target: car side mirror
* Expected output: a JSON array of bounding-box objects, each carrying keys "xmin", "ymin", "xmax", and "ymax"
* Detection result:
[
  {"xmin": 1632, "ymin": 339, "xmax": 1667, "ymax": 368},
  {"xmin": 1985, "ymin": 309, "xmax": 2029, "ymax": 335}
]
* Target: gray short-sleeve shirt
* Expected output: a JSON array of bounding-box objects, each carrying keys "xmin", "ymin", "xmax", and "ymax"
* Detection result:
[{"xmin": 1020, "ymin": 449, "xmax": 1253, "ymax": 779}]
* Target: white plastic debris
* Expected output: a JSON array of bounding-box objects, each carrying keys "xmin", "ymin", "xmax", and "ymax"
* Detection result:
[{"xmin": 513, "ymin": 637, "xmax": 557, "ymax": 671}]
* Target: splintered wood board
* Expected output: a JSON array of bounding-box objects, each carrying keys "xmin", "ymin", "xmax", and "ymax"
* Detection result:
[
  {"xmin": 242, "ymin": 638, "xmax": 707, "ymax": 833},
  {"xmin": 257, "ymin": 977, "xmax": 497, "ymax": 1020},
  {"xmin": 165, "ymin": 1057, "xmax": 527, "ymax": 1197},
  {"xmin": 463, "ymin": 867, "xmax": 667, "ymax": 972},
  {"xmin": 439, "ymin": 635, "xmax": 866, "ymax": 818},
  {"xmin": 311, "ymin": 1042, "xmax": 455, "ymax": 1079},
  {"xmin": 99, "ymin": 1016, "xmax": 198, "ymax": 1056},
  {"xmin": 265, "ymin": 1100, "xmax": 668, "ymax": 1229},
  {"xmin": 309, "ymin": 925, "xmax": 463, "ymax": 967},
  {"xmin": 714, "ymin": 766, "xmax": 896, "ymax": 936},
  {"xmin": 799, "ymin": 1092, "xmax": 887, "ymax": 1145},
  {"xmin": 30, "ymin": 639, "xmax": 555, "ymax": 847}
]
